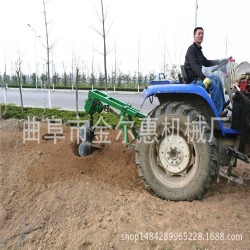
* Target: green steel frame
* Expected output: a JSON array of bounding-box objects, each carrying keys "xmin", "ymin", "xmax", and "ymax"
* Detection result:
[{"xmin": 84, "ymin": 90, "xmax": 146, "ymax": 144}]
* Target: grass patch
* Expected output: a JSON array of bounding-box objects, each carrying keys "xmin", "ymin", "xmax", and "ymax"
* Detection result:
[
  {"xmin": 0, "ymin": 103, "xmax": 142, "ymax": 128},
  {"xmin": 0, "ymin": 104, "xmax": 88, "ymax": 122}
]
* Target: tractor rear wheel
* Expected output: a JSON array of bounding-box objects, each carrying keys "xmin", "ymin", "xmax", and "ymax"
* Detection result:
[{"xmin": 135, "ymin": 101, "xmax": 218, "ymax": 201}]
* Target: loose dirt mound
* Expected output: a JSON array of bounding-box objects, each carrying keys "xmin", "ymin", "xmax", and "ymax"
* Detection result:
[{"xmin": 0, "ymin": 119, "xmax": 249, "ymax": 250}]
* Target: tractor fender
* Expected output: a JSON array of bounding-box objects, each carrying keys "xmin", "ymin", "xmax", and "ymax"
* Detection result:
[
  {"xmin": 140, "ymin": 84, "xmax": 227, "ymax": 135},
  {"xmin": 140, "ymin": 84, "xmax": 219, "ymax": 114}
]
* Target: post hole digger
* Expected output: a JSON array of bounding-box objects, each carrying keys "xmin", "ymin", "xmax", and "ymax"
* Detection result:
[
  {"xmin": 78, "ymin": 90, "xmax": 146, "ymax": 157},
  {"xmin": 79, "ymin": 58, "xmax": 250, "ymax": 201}
]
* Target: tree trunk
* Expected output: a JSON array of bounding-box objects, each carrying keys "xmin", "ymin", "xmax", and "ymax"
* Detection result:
[
  {"xmin": 42, "ymin": 0, "xmax": 51, "ymax": 108},
  {"xmin": 100, "ymin": 0, "xmax": 108, "ymax": 92},
  {"xmin": 75, "ymin": 68, "xmax": 79, "ymax": 118},
  {"xmin": 17, "ymin": 73, "xmax": 24, "ymax": 113}
]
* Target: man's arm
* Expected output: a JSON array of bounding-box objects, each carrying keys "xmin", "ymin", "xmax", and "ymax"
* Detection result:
[{"xmin": 203, "ymin": 56, "xmax": 220, "ymax": 67}]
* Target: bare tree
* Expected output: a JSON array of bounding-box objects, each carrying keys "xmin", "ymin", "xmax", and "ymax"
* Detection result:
[
  {"xmin": 137, "ymin": 38, "xmax": 141, "ymax": 92},
  {"xmin": 110, "ymin": 42, "xmax": 119, "ymax": 91},
  {"xmin": 2, "ymin": 60, "xmax": 8, "ymax": 115},
  {"xmin": 113, "ymin": 43, "xmax": 117, "ymax": 91},
  {"xmin": 161, "ymin": 41, "xmax": 169, "ymax": 76},
  {"xmin": 70, "ymin": 50, "xmax": 76, "ymax": 90},
  {"xmin": 90, "ymin": 48, "xmax": 96, "ymax": 88},
  {"xmin": 92, "ymin": 0, "xmax": 114, "ymax": 92},
  {"xmin": 74, "ymin": 57, "xmax": 81, "ymax": 118},
  {"xmin": 160, "ymin": 39, "xmax": 172, "ymax": 78},
  {"xmin": 12, "ymin": 53, "xmax": 24, "ymax": 113},
  {"xmin": 42, "ymin": 0, "xmax": 56, "ymax": 108}
]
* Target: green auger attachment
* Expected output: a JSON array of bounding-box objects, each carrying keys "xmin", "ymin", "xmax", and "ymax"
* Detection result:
[{"xmin": 79, "ymin": 90, "xmax": 146, "ymax": 157}]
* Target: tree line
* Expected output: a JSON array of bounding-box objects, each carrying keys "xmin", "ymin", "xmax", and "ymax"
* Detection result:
[{"xmin": 0, "ymin": 70, "xmax": 159, "ymax": 89}]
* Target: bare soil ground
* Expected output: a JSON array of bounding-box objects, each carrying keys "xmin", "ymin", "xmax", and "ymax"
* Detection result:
[{"xmin": 0, "ymin": 118, "xmax": 249, "ymax": 250}]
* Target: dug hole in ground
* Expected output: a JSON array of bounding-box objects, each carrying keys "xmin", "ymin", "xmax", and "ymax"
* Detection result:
[{"xmin": 0, "ymin": 119, "xmax": 249, "ymax": 250}]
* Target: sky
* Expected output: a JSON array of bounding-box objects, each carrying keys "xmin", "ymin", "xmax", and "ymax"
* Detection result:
[{"xmin": 1, "ymin": 0, "xmax": 250, "ymax": 76}]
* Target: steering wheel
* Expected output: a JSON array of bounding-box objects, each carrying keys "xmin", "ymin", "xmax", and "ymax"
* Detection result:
[
  {"xmin": 211, "ymin": 56, "xmax": 232, "ymax": 72},
  {"xmin": 158, "ymin": 73, "xmax": 166, "ymax": 80}
]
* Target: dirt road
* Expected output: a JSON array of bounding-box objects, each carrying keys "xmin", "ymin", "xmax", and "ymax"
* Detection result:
[{"xmin": 0, "ymin": 119, "xmax": 249, "ymax": 249}]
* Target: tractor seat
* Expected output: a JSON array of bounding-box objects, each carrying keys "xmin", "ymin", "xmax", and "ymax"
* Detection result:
[{"xmin": 178, "ymin": 65, "xmax": 188, "ymax": 84}]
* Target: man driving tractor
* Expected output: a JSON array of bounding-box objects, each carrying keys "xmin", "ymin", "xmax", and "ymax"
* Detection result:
[{"xmin": 184, "ymin": 26, "xmax": 229, "ymax": 116}]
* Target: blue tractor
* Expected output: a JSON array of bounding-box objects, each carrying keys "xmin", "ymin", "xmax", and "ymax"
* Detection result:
[{"xmin": 82, "ymin": 58, "xmax": 250, "ymax": 201}]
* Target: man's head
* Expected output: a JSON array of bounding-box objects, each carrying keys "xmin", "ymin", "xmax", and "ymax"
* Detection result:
[{"xmin": 193, "ymin": 27, "xmax": 204, "ymax": 46}]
